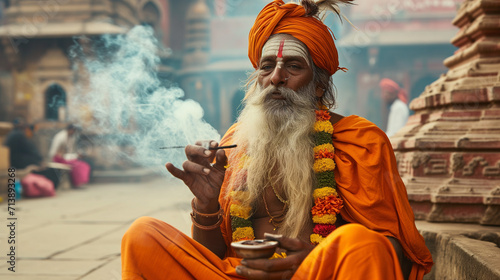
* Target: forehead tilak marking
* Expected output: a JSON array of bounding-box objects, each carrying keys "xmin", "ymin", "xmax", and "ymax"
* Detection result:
[
  {"xmin": 261, "ymin": 37, "xmax": 310, "ymax": 66},
  {"xmin": 277, "ymin": 38, "xmax": 285, "ymax": 58},
  {"xmin": 276, "ymin": 38, "xmax": 285, "ymax": 68}
]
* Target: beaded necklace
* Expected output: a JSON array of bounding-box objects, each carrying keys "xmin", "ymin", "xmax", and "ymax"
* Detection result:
[{"xmin": 229, "ymin": 108, "xmax": 343, "ymax": 245}]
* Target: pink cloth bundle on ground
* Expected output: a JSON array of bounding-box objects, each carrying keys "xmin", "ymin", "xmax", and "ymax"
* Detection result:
[{"xmin": 21, "ymin": 173, "xmax": 56, "ymax": 197}]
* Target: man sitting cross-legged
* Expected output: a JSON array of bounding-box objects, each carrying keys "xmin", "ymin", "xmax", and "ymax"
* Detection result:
[{"xmin": 121, "ymin": 1, "xmax": 433, "ymax": 279}]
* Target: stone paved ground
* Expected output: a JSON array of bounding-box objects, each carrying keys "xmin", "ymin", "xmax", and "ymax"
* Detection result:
[
  {"xmin": 1, "ymin": 177, "xmax": 499, "ymax": 280},
  {"xmin": 0, "ymin": 177, "xmax": 192, "ymax": 280}
]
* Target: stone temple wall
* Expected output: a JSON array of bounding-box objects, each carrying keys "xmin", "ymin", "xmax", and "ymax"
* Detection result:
[{"xmin": 391, "ymin": 0, "xmax": 500, "ymax": 225}]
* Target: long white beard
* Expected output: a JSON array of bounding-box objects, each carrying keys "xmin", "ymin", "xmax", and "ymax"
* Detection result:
[{"xmin": 229, "ymin": 81, "xmax": 317, "ymax": 238}]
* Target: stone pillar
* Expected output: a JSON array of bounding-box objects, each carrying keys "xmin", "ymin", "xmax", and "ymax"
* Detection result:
[{"xmin": 391, "ymin": 0, "xmax": 500, "ymax": 225}]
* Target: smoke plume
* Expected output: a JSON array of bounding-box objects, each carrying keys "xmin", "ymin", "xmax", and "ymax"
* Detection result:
[{"xmin": 69, "ymin": 26, "xmax": 220, "ymax": 174}]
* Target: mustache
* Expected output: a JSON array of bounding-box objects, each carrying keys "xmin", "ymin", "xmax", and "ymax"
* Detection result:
[
  {"xmin": 251, "ymin": 84, "xmax": 315, "ymax": 108},
  {"xmin": 263, "ymin": 85, "xmax": 293, "ymax": 98},
  {"xmin": 263, "ymin": 86, "xmax": 295, "ymax": 103}
]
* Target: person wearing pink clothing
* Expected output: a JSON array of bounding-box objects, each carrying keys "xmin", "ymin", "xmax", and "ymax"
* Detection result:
[{"xmin": 48, "ymin": 124, "xmax": 91, "ymax": 187}]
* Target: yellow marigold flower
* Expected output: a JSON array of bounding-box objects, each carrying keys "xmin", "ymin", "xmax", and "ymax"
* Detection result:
[
  {"xmin": 312, "ymin": 214, "xmax": 337, "ymax": 224},
  {"xmin": 270, "ymin": 252, "xmax": 287, "ymax": 259},
  {"xmin": 313, "ymin": 187, "xmax": 337, "ymax": 200},
  {"xmin": 310, "ymin": 233, "xmax": 325, "ymax": 244},
  {"xmin": 313, "ymin": 158, "xmax": 336, "ymax": 173},
  {"xmin": 313, "ymin": 143, "xmax": 334, "ymax": 154},
  {"xmin": 232, "ymin": 227, "xmax": 254, "ymax": 241},
  {"xmin": 230, "ymin": 191, "xmax": 249, "ymax": 202},
  {"xmin": 314, "ymin": 121, "xmax": 334, "ymax": 134},
  {"xmin": 230, "ymin": 204, "xmax": 252, "ymax": 219}
]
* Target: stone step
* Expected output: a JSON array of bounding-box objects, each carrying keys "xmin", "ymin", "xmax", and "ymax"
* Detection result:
[{"xmin": 416, "ymin": 221, "xmax": 500, "ymax": 280}]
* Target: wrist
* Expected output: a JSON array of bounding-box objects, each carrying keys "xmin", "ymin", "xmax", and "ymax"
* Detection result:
[
  {"xmin": 191, "ymin": 198, "xmax": 224, "ymax": 230},
  {"xmin": 193, "ymin": 197, "xmax": 220, "ymax": 214}
]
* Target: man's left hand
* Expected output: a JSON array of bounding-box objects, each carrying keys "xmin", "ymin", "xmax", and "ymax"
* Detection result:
[{"xmin": 235, "ymin": 233, "xmax": 315, "ymax": 280}]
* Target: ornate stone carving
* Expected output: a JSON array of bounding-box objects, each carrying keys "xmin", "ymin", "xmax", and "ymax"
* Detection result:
[
  {"xmin": 452, "ymin": 153, "xmax": 464, "ymax": 172},
  {"xmin": 482, "ymin": 205, "xmax": 500, "ymax": 225},
  {"xmin": 490, "ymin": 187, "xmax": 500, "ymax": 196},
  {"xmin": 424, "ymin": 159, "xmax": 448, "ymax": 175},
  {"xmin": 391, "ymin": 0, "xmax": 500, "ymax": 224},
  {"xmin": 412, "ymin": 153, "xmax": 430, "ymax": 168},
  {"xmin": 483, "ymin": 161, "xmax": 500, "ymax": 176},
  {"xmin": 463, "ymin": 156, "xmax": 488, "ymax": 176},
  {"xmin": 438, "ymin": 186, "xmax": 450, "ymax": 194}
]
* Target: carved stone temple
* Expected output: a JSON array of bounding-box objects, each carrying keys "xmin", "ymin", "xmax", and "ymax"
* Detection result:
[{"xmin": 391, "ymin": 0, "xmax": 500, "ymax": 225}]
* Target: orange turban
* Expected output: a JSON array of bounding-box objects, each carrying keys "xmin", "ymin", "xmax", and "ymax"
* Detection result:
[{"xmin": 248, "ymin": 0, "xmax": 342, "ymax": 76}]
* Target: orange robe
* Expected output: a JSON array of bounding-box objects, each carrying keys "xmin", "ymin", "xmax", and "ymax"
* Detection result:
[
  {"xmin": 122, "ymin": 217, "xmax": 403, "ymax": 279},
  {"xmin": 121, "ymin": 115, "xmax": 433, "ymax": 279}
]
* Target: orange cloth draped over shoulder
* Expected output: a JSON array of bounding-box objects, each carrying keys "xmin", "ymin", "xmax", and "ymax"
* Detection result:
[
  {"xmin": 218, "ymin": 115, "xmax": 433, "ymax": 279},
  {"xmin": 248, "ymin": 0, "xmax": 342, "ymax": 76}
]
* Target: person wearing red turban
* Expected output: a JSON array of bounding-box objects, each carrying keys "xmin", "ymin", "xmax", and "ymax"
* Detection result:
[
  {"xmin": 379, "ymin": 78, "xmax": 410, "ymax": 137},
  {"xmin": 121, "ymin": 1, "xmax": 432, "ymax": 279}
]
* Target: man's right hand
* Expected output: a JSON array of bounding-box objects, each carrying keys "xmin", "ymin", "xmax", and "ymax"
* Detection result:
[{"xmin": 165, "ymin": 140, "xmax": 228, "ymax": 213}]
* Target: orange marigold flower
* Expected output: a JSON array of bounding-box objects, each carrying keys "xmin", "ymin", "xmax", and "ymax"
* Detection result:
[
  {"xmin": 311, "ymin": 195, "xmax": 343, "ymax": 216},
  {"xmin": 314, "ymin": 149, "xmax": 335, "ymax": 159},
  {"xmin": 315, "ymin": 110, "xmax": 331, "ymax": 121}
]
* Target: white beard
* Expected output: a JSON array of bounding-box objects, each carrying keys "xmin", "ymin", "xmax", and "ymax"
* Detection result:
[{"xmin": 228, "ymin": 81, "xmax": 318, "ymax": 238}]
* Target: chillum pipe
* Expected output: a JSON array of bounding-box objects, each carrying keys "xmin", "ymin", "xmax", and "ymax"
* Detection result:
[{"xmin": 160, "ymin": 144, "xmax": 237, "ymax": 150}]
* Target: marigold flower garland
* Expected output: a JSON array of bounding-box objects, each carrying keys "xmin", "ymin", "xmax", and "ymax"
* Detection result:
[
  {"xmin": 230, "ymin": 188, "xmax": 255, "ymax": 241},
  {"xmin": 229, "ymin": 108, "xmax": 343, "ymax": 245},
  {"xmin": 310, "ymin": 108, "xmax": 343, "ymax": 245}
]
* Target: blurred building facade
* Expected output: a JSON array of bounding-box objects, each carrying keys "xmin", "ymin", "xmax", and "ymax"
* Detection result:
[
  {"xmin": 0, "ymin": 0, "xmax": 170, "ymax": 163},
  {"xmin": 0, "ymin": 0, "xmax": 171, "ymax": 122},
  {"xmin": 0, "ymin": 0, "xmax": 463, "ymax": 158},
  {"xmin": 335, "ymin": 0, "xmax": 462, "ymax": 129},
  {"xmin": 177, "ymin": 0, "xmax": 463, "ymax": 131}
]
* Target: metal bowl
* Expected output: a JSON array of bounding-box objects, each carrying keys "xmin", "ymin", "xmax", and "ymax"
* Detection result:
[{"xmin": 231, "ymin": 239, "xmax": 278, "ymax": 259}]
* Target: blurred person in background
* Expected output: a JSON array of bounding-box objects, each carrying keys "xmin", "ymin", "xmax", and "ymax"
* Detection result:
[
  {"xmin": 121, "ymin": 1, "xmax": 432, "ymax": 279},
  {"xmin": 48, "ymin": 124, "xmax": 91, "ymax": 187},
  {"xmin": 379, "ymin": 78, "xmax": 410, "ymax": 137},
  {"xmin": 4, "ymin": 119, "xmax": 60, "ymax": 188}
]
